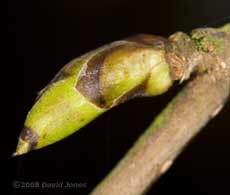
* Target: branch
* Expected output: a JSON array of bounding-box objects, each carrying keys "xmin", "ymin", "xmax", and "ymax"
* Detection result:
[{"xmin": 90, "ymin": 25, "xmax": 230, "ymax": 195}]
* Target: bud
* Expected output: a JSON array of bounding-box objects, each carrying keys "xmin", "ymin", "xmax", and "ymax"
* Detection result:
[{"xmin": 14, "ymin": 35, "xmax": 173, "ymax": 156}]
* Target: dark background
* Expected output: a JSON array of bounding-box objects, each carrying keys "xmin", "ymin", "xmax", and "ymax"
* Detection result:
[{"xmin": 8, "ymin": 0, "xmax": 230, "ymax": 194}]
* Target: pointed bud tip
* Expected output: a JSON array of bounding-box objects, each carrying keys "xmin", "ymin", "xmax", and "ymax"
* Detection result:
[
  {"xmin": 12, "ymin": 152, "xmax": 17, "ymax": 157},
  {"xmin": 13, "ymin": 138, "xmax": 31, "ymax": 157}
]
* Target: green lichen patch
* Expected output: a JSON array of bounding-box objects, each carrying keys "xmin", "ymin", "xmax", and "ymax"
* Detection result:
[{"xmin": 191, "ymin": 32, "xmax": 225, "ymax": 54}]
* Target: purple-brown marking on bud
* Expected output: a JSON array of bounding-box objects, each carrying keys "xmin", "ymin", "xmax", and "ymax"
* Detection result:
[
  {"xmin": 125, "ymin": 34, "xmax": 167, "ymax": 49},
  {"xmin": 19, "ymin": 126, "xmax": 39, "ymax": 151},
  {"xmin": 76, "ymin": 45, "xmax": 126, "ymax": 107}
]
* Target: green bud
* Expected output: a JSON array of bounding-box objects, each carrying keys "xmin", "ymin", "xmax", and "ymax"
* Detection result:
[{"xmin": 14, "ymin": 35, "xmax": 173, "ymax": 156}]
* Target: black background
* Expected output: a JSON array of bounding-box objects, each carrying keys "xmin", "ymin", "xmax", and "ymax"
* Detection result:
[{"xmin": 8, "ymin": 0, "xmax": 230, "ymax": 194}]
